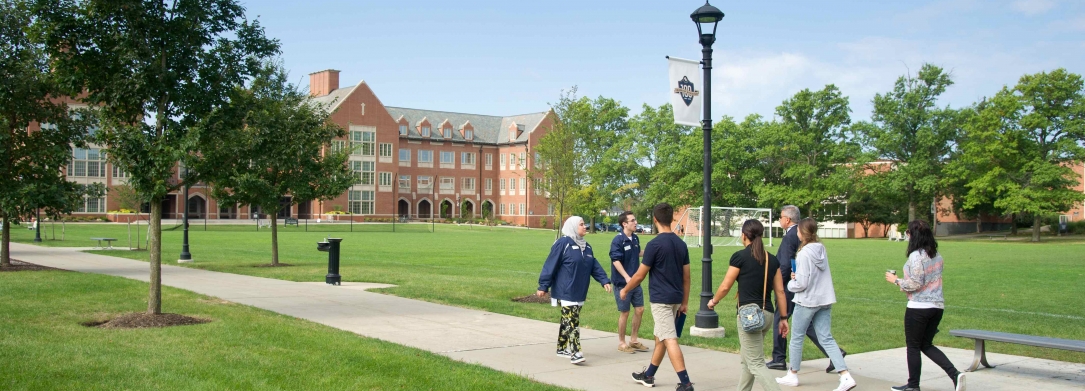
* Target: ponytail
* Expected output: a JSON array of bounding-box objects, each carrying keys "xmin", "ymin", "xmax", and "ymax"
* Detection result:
[{"xmin": 741, "ymin": 219, "xmax": 766, "ymax": 265}]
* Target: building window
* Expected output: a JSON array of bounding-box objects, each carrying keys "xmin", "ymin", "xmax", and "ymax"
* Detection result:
[
  {"xmin": 520, "ymin": 178, "xmax": 526, "ymax": 192},
  {"xmin": 76, "ymin": 193, "xmax": 106, "ymax": 213},
  {"xmin": 500, "ymin": 154, "xmax": 506, "ymax": 170},
  {"xmin": 348, "ymin": 190, "xmax": 374, "ymax": 215},
  {"xmin": 399, "ymin": 149, "xmax": 410, "ymax": 162},
  {"xmin": 462, "ymin": 177, "xmax": 475, "ymax": 191},
  {"xmin": 69, "ymin": 148, "xmax": 107, "ymax": 177},
  {"xmin": 399, "ymin": 124, "xmax": 408, "ymax": 135},
  {"xmin": 499, "ymin": 178, "xmax": 506, "ymax": 190},
  {"xmin": 548, "ymin": 203, "xmax": 554, "ymax": 215},
  {"xmin": 418, "ymin": 175, "xmax": 432, "ymax": 189},
  {"xmin": 534, "ymin": 152, "xmax": 541, "ymax": 168},
  {"xmin": 351, "ymin": 161, "xmax": 375, "ymax": 185},
  {"xmin": 508, "ymin": 153, "xmax": 516, "ymax": 169},
  {"xmin": 399, "ymin": 175, "xmax": 411, "ymax": 190},
  {"xmin": 379, "ymin": 172, "xmax": 393, "ymax": 186},
  {"xmin": 379, "ymin": 143, "xmax": 393, "ymax": 158},
  {"xmin": 519, "ymin": 152, "xmax": 526, "ymax": 169},
  {"xmin": 421, "ymin": 126, "xmax": 431, "ymax": 137},
  {"xmin": 485, "ymin": 178, "xmax": 492, "ymax": 191},
  {"xmin": 331, "ymin": 140, "xmax": 346, "ymax": 153},
  {"xmin": 112, "ymin": 165, "xmax": 128, "ymax": 178},
  {"xmin": 440, "ymin": 151, "xmax": 454, "ymax": 164},
  {"xmin": 465, "ymin": 129, "xmax": 473, "ymax": 140},
  {"xmin": 461, "ymin": 152, "xmax": 475, "ymax": 165},
  {"xmin": 418, "ymin": 150, "xmax": 433, "ymax": 163},
  {"xmin": 440, "ymin": 177, "xmax": 455, "ymax": 191},
  {"xmin": 485, "ymin": 153, "xmax": 493, "ymax": 166},
  {"xmin": 443, "ymin": 127, "xmax": 452, "ymax": 138},
  {"xmin": 533, "ymin": 178, "xmax": 542, "ymax": 195},
  {"xmin": 510, "ymin": 178, "xmax": 517, "ymax": 191},
  {"xmin": 520, "ymin": 203, "xmax": 525, "ymax": 215},
  {"xmin": 350, "ymin": 129, "xmax": 376, "ymax": 156},
  {"xmin": 499, "ymin": 203, "xmax": 505, "ymax": 215}
]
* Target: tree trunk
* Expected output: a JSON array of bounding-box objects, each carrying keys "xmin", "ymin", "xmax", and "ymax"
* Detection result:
[
  {"xmin": 1011, "ymin": 213, "xmax": 1018, "ymax": 235},
  {"xmin": 1, "ymin": 213, "xmax": 10, "ymax": 268},
  {"xmin": 270, "ymin": 212, "xmax": 279, "ymax": 266},
  {"xmin": 976, "ymin": 219, "xmax": 982, "ymax": 233},
  {"xmin": 147, "ymin": 200, "xmax": 162, "ymax": 314},
  {"xmin": 1032, "ymin": 215, "xmax": 1042, "ymax": 242},
  {"xmin": 907, "ymin": 201, "xmax": 916, "ymax": 223}
]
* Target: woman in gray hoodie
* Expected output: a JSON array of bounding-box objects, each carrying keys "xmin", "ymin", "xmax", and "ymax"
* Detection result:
[{"xmin": 775, "ymin": 218, "xmax": 855, "ymax": 391}]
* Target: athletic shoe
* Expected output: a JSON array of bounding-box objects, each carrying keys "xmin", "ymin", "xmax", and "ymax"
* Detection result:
[
  {"xmin": 618, "ymin": 344, "xmax": 636, "ymax": 353},
  {"xmin": 775, "ymin": 371, "xmax": 799, "ymax": 387},
  {"xmin": 955, "ymin": 372, "xmax": 967, "ymax": 391},
  {"xmin": 556, "ymin": 349, "xmax": 571, "ymax": 358},
  {"xmin": 630, "ymin": 341, "xmax": 650, "ymax": 352},
  {"xmin": 827, "ymin": 350, "xmax": 847, "ymax": 373},
  {"xmin": 570, "ymin": 352, "xmax": 586, "ymax": 364},
  {"xmin": 766, "ymin": 361, "xmax": 787, "ymax": 370},
  {"xmin": 631, "ymin": 368, "xmax": 655, "ymax": 387},
  {"xmin": 675, "ymin": 382, "xmax": 694, "ymax": 391},
  {"xmin": 890, "ymin": 385, "xmax": 921, "ymax": 391},
  {"xmin": 833, "ymin": 373, "xmax": 856, "ymax": 391}
]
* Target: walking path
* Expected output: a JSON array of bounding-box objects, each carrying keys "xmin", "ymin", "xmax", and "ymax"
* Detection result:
[{"xmin": 10, "ymin": 243, "xmax": 1084, "ymax": 390}]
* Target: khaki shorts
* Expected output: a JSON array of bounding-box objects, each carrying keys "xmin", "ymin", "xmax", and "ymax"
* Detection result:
[{"xmin": 651, "ymin": 303, "xmax": 683, "ymax": 340}]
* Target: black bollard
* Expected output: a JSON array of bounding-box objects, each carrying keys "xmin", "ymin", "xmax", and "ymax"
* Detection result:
[{"xmin": 317, "ymin": 238, "xmax": 343, "ymax": 285}]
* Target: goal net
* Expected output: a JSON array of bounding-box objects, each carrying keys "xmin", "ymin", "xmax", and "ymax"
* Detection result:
[{"xmin": 677, "ymin": 206, "xmax": 773, "ymax": 247}]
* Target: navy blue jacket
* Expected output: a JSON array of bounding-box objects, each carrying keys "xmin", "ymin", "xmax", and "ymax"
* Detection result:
[
  {"xmin": 777, "ymin": 225, "xmax": 799, "ymax": 301},
  {"xmin": 538, "ymin": 237, "xmax": 611, "ymax": 302},
  {"xmin": 608, "ymin": 232, "xmax": 640, "ymax": 287}
]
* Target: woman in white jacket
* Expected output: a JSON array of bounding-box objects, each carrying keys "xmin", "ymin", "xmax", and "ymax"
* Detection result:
[{"xmin": 775, "ymin": 218, "xmax": 854, "ymax": 391}]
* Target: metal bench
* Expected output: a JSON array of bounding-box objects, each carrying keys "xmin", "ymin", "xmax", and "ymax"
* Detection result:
[
  {"xmin": 89, "ymin": 237, "xmax": 118, "ymax": 250},
  {"xmin": 284, "ymin": 217, "xmax": 299, "ymax": 226},
  {"xmin": 950, "ymin": 329, "xmax": 1085, "ymax": 372}
]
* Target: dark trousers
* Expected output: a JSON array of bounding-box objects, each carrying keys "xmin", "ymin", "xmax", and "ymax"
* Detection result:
[
  {"xmin": 904, "ymin": 307, "xmax": 959, "ymax": 387},
  {"xmin": 771, "ymin": 292, "xmax": 829, "ymax": 363}
]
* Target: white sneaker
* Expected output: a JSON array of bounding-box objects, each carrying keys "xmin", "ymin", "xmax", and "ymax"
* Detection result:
[
  {"xmin": 570, "ymin": 352, "xmax": 586, "ymax": 364},
  {"xmin": 955, "ymin": 372, "xmax": 967, "ymax": 391},
  {"xmin": 775, "ymin": 371, "xmax": 799, "ymax": 387},
  {"xmin": 833, "ymin": 373, "xmax": 856, "ymax": 391}
]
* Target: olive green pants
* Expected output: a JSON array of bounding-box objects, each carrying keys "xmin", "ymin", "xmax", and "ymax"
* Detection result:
[{"xmin": 736, "ymin": 310, "xmax": 781, "ymax": 391}]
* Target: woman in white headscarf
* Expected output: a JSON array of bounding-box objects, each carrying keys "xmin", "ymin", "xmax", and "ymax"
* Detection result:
[{"xmin": 537, "ymin": 216, "xmax": 612, "ymax": 364}]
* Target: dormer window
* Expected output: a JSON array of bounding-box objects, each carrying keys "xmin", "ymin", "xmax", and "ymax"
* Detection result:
[
  {"xmin": 399, "ymin": 124, "xmax": 407, "ymax": 135},
  {"xmin": 421, "ymin": 126, "xmax": 431, "ymax": 137},
  {"xmin": 465, "ymin": 129, "xmax": 473, "ymax": 140},
  {"xmin": 443, "ymin": 127, "xmax": 452, "ymax": 138}
]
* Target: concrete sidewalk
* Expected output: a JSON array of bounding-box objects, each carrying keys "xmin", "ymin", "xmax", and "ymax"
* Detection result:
[{"xmin": 11, "ymin": 243, "xmax": 1084, "ymax": 390}]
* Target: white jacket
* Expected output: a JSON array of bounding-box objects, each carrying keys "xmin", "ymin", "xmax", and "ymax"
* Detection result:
[{"xmin": 787, "ymin": 242, "xmax": 837, "ymax": 307}]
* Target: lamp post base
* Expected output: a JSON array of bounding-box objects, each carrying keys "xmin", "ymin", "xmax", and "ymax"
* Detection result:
[
  {"xmin": 691, "ymin": 326, "xmax": 726, "ymax": 338},
  {"xmin": 177, "ymin": 258, "xmax": 193, "ymax": 263}
]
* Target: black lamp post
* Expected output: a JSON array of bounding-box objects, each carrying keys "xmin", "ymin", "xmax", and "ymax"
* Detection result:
[
  {"xmin": 33, "ymin": 208, "xmax": 42, "ymax": 242},
  {"xmin": 691, "ymin": 1, "xmax": 724, "ymax": 333},
  {"xmin": 178, "ymin": 166, "xmax": 192, "ymax": 263}
]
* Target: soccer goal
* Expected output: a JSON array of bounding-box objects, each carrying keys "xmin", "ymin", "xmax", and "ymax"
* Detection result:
[{"xmin": 677, "ymin": 206, "xmax": 773, "ymax": 247}]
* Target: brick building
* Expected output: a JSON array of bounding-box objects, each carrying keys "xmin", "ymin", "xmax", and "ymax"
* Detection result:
[{"xmin": 58, "ymin": 69, "xmax": 559, "ymax": 228}]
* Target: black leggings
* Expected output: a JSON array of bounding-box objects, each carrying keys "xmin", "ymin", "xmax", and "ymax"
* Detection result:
[{"xmin": 904, "ymin": 308, "xmax": 960, "ymax": 387}]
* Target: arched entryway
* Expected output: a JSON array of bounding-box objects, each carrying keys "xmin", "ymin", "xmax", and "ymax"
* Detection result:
[
  {"xmin": 481, "ymin": 200, "xmax": 494, "ymax": 220},
  {"xmin": 460, "ymin": 199, "xmax": 475, "ymax": 219},
  {"xmin": 417, "ymin": 199, "xmax": 432, "ymax": 219},
  {"xmin": 439, "ymin": 199, "xmax": 454, "ymax": 218},
  {"xmin": 398, "ymin": 199, "xmax": 410, "ymax": 218},
  {"xmin": 187, "ymin": 195, "xmax": 206, "ymax": 219}
]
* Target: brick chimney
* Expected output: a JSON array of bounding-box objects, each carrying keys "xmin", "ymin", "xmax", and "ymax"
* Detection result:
[{"xmin": 309, "ymin": 69, "xmax": 340, "ymax": 97}]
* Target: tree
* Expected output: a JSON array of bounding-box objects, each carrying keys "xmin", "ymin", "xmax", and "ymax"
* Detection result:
[
  {"xmin": 951, "ymin": 69, "xmax": 1085, "ymax": 242},
  {"xmin": 857, "ymin": 64, "xmax": 960, "ymax": 223},
  {"xmin": 192, "ymin": 62, "xmax": 353, "ymax": 265},
  {"xmin": 622, "ymin": 103, "xmax": 696, "ymax": 216},
  {"xmin": 0, "ymin": 0, "xmax": 96, "ymax": 268},
  {"xmin": 754, "ymin": 85, "xmax": 863, "ymax": 216},
  {"xmin": 841, "ymin": 171, "xmax": 904, "ymax": 238},
  {"xmin": 36, "ymin": 0, "xmax": 279, "ymax": 313},
  {"xmin": 530, "ymin": 88, "xmax": 584, "ymax": 237},
  {"xmin": 576, "ymin": 96, "xmax": 629, "ymax": 231}
]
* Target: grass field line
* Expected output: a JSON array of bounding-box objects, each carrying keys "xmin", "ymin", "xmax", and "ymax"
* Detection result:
[{"xmin": 841, "ymin": 296, "xmax": 1085, "ymax": 320}]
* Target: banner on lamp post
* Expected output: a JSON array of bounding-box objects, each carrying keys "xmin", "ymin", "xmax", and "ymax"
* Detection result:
[{"xmin": 668, "ymin": 56, "xmax": 702, "ymax": 127}]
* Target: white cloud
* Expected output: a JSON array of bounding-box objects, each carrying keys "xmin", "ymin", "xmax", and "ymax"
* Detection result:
[{"xmin": 1012, "ymin": 0, "xmax": 1057, "ymax": 15}]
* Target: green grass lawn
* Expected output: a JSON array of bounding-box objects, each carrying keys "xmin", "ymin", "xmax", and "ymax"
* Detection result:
[
  {"xmin": 0, "ymin": 269, "xmax": 571, "ymax": 391},
  {"xmin": 8, "ymin": 223, "xmax": 1085, "ymax": 364}
]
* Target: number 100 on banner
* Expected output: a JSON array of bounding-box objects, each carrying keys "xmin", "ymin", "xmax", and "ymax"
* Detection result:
[{"xmin": 668, "ymin": 57, "xmax": 702, "ymax": 127}]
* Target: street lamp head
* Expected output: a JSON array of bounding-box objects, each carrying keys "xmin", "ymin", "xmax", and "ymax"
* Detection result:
[{"xmin": 690, "ymin": 1, "xmax": 724, "ymax": 46}]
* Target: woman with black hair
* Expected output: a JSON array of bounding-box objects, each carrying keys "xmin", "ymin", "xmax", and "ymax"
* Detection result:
[
  {"xmin": 707, "ymin": 219, "xmax": 789, "ymax": 391},
  {"xmin": 885, "ymin": 220, "xmax": 966, "ymax": 391}
]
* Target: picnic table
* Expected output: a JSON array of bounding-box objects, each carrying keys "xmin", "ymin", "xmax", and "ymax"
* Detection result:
[{"xmin": 90, "ymin": 237, "xmax": 118, "ymax": 250}]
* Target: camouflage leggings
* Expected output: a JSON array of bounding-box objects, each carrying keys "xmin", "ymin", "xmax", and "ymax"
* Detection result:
[{"xmin": 557, "ymin": 305, "xmax": 582, "ymax": 353}]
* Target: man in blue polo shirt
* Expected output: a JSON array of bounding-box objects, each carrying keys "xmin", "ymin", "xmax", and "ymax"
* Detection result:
[
  {"xmin": 621, "ymin": 203, "xmax": 694, "ymax": 391},
  {"xmin": 610, "ymin": 211, "xmax": 648, "ymax": 354}
]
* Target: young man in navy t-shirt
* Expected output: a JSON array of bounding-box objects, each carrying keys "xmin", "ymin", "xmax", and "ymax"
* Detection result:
[{"xmin": 620, "ymin": 203, "xmax": 694, "ymax": 391}]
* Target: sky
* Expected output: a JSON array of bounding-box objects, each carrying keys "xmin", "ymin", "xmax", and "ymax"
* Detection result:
[{"xmin": 245, "ymin": 0, "xmax": 1085, "ymax": 121}]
